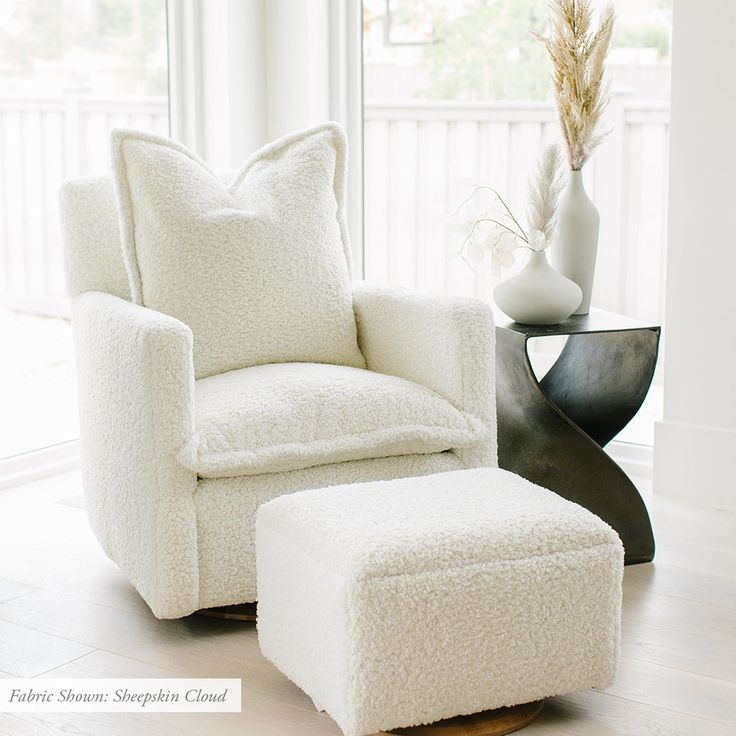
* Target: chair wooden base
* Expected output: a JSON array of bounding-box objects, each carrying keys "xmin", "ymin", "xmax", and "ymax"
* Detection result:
[
  {"xmin": 386, "ymin": 700, "xmax": 544, "ymax": 736},
  {"xmin": 194, "ymin": 603, "xmax": 257, "ymax": 622}
]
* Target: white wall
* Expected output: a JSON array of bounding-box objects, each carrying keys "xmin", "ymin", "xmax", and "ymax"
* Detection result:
[
  {"xmin": 265, "ymin": 0, "xmax": 330, "ymax": 141},
  {"xmin": 172, "ymin": 0, "xmax": 343, "ymax": 167},
  {"xmin": 653, "ymin": 0, "xmax": 736, "ymax": 509},
  {"xmin": 200, "ymin": 0, "xmax": 267, "ymax": 166}
]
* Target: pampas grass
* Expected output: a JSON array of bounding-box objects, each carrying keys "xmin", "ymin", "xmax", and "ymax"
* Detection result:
[
  {"xmin": 535, "ymin": 0, "xmax": 616, "ymax": 170},
  {"xmin": 527, "ymin": 143, "xmax": 565, "ymax": 243}
]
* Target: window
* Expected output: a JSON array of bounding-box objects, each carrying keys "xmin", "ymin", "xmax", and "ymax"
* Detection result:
[
  {"xmin": 362, "ymin": 0, "xmax": 671, "ymax": 446},
  {"xmin": 0, "ymin": 0, "xmax": 169, "ymax": 462}
]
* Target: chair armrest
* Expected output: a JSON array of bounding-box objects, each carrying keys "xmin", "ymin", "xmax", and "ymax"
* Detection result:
[
  {"xmin": 353, "ymin": 281, "xmax": 496, "ymax": 465},
  {"xmin": 72, "ymin": 291, "xmax": 199, "ymax": 618}
]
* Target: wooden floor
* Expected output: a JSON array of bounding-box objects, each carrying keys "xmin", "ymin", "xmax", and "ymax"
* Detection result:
[{"xmin": 0, "ymin": 470, "xmax": 734, "ymax": 735}]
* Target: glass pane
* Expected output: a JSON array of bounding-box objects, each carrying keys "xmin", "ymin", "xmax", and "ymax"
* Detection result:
[
  {"xmin": 0, "ymin": 0, "xmax": 169, "ymax": 460},
  {"xmin": 362, "ymin": 0, "xmax": 671, "ymax": 446}
]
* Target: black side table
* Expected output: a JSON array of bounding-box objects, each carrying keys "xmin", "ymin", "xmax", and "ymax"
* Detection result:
[{"xmin": 494, "ymin": 308, "xmax": 660, "ymax": 564}]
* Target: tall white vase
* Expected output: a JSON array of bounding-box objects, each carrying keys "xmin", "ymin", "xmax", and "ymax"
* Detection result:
[
  {"xmin": 552, "ymin": 169, "xmax": 600, "ymax": 315},
  {"xmin": 494, "ymin": 250, "xmax": 582, "ymax": 325}
]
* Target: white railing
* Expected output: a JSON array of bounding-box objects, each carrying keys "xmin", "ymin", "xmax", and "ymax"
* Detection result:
[
  {"xmin": 0, "ymin": 95, "xmax": 169, "ymax": 313},
  {"xmin": 364, "ymin": 96, "xmax": 670, "ymax": 323},
  {"xmin": 0, "ymin": 94, "xmax": 668, "ymax": 323}
]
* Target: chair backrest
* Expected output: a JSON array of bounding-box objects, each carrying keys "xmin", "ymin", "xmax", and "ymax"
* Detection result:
[
  {"xmin": 59, "ymin": 171, "xmax": 236, "ymax": 300},
  {"xmin": 59, "ymin": 176, "xmax": 131, "ymax": 300}
]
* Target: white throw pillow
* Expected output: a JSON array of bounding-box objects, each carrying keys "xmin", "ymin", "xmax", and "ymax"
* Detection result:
[{"xmin": 111, "ymin": 124, "xmax": 365, "ymax": 378}]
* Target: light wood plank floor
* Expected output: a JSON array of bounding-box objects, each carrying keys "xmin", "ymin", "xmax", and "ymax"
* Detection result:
[{"xmin": 0, "ymin": 469, "xmax": 734, "ymax": 735}]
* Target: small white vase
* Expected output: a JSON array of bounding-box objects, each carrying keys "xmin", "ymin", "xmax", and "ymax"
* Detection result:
[
  {"xmin": 552, "ymin": 169, "xmax": 600, "ymax": 315},
  {"xmin": 493, "ymin": 250, "xmax": 582, "ymax": 325}
]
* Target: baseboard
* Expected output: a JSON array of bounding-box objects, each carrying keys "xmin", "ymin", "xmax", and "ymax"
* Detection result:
[
  {"xmin": 654, "ymin": 419, "xmax": 736, "ymax": 511},
  {"xmin": 0, "ymin": 294, "xmax": 71, "ymax": 319},
  {"xmin": 606, "ymin": 440, "xmax": 653, "ymax": 481},
  {"xmin": 0, "ymin": 441, "xmax": 80, "ymax": 491}
]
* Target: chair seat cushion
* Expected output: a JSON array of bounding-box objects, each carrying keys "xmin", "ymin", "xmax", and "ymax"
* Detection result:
[{"xmin": 178, "ymin": 363, "xmax": 489, "ymax": 478}]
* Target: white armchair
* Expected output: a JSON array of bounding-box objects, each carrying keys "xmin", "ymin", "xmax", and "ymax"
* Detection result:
[{"xmin": 60, "ymin": 177, "xmax": 497, "ymax": 619}]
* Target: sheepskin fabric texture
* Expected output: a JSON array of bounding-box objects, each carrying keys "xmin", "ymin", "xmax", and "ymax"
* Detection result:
[
  {"xmin": 59, "ymin": 172, "xmax": 234, "ymax": 300},
  {"xmin": 110, "ymin": 123, "xmax": 365, "ymax": 379},
  {"xmin": 353, "ymin": 281, "xmax": 497, "ymax": 469},
  {"xmin": 72, "ymin": 291, "xmax": 199, "ymax": 619},
  {"xmin": 195, "ymin": 452, "xmax": 464, "ymax": 608},
  {"xmin": 61, "ymin": 268, "xmax": 497, "ymax": 618},
  {"xmin": 59, "ymin": 175, "xmax": 132, "ymax": 301},
  {"xmin": 179, "ymin": 362, "xmax": 489, "ymax": 478},
  {"xmin": 257, "ymin": 467, "xmax": 623, "ymax": 736},
  {"xmin": 68, "ymin": 283, "xmax": 496, "ymax": 618}
]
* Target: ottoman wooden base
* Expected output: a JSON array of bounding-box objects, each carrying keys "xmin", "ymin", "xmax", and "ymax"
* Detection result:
[{"xmin": 387, "ymin": 700, "xmax": 544, "ymax": 736}]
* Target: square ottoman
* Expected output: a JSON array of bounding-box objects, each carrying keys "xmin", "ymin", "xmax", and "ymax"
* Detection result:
[{"xmin": 256, "ymin": 467, "xmax": 623, "ymax": 736}]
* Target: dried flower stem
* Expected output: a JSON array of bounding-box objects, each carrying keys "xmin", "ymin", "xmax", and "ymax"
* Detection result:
[
  {"xmin": 535, "ymin": 0, "xmax": 616, "ymax": 170},
  {"xmin": 456, "ymin": 186, "xmax": 529, "ymax": 241},
  {"xmin": 527, "ymin": 143, "xmax": 564, "ymax": 241}
]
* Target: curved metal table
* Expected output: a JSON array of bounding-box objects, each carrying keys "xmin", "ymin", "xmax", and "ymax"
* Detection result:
[{"xmin": 495, "ymin": 309, "xmax": 659, "ymax": 564}]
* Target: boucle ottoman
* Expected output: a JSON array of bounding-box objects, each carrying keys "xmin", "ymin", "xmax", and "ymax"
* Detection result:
[{"xmin": 256, "ymin": 467, "xmax": 623, "ymax": 736}]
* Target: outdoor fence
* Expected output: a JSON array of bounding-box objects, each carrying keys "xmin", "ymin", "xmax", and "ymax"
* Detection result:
[
  {"xmin": 0, "ymin": 95, "xmax": 169, "ymax": 313},
  {"xmin": 364, "ymin": 95, "xmax": 669, "ymax": 323},
  {"xmin": 0, "ymin": 94, "xmax": 668, "ymax": 323}
]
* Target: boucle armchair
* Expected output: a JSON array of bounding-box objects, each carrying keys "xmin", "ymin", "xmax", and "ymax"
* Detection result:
[{"xmin": 59, "ymin": 135, "xmax": 497, "ymax": 620}]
